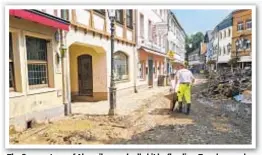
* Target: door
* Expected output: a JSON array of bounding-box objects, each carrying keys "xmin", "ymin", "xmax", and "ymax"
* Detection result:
[
  {"xmin": 78, "ymin": 55, "xmax": 93, "ymax": 96},
  {"xmin": 148, "ymin": 59, "xmax": 153, "ymax": 86}
]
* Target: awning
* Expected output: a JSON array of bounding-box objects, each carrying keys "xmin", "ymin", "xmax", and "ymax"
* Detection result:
[
  {"xmin": 9, "ymin": 9, "xmax": 70, "ymax": 31},
  {"xmin": 139, "ymin": 47, "xmax": 167, "ymax": 58}
]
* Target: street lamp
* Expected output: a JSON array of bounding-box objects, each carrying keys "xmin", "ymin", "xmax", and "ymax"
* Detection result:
[{"xmin": 108, "ymin": 9, "xmax": 117, "ymax": 115}]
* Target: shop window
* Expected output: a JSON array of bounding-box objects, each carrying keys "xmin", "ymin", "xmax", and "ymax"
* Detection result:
[
  {"xmin": 26, "ymin": 36, "xmax": 48, "ymax": 88},
  {"xmin": 9, "ymin": 32, "xmax": 15, "ymax": 91},
  {"xmin": 114, "ymin": 51, "xmax": 128, "ymax": 81},
  {"xmin": 94, "ymin": 9, "xmax": 105, "ymax": 16},
  {"xmin": 116, "ymin": 10, "xmax": 124, "ymax": 24},
  {"xmin": 139, "ymin": 61, "xmax": 145, "ymax": 79},
  {"xmin": 126, "ymin": 10, "xmax": 133, "ymax": 29}
]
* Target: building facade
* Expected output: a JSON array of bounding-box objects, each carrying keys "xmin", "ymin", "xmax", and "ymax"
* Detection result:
[
  {"xmin": 136, "ymin": 9, "xmax": 168, "ymax": 88},
  {"xmin": 217, "ymin": 13, "xmax": 233, "ymax": 68},
  {"xmin": 67, "ymin": 9, "xmax": 137, "ymax": 101},
  {"xmin": 231, "ymin": 9, "xmax": 252, "ymax": 68},
  {"xmin": 9, "ymin": 9, "xmax": 70, "ymax": 131},
  {"xmin": 9, "ymin": 9, "xmax": 187, "ymax": 131},
  {"xmin": 168, "ymin": 11, "xmax": 186, "ymax": 73},
  {"xmin": 188, "ymin": 48, "xmax": 204, "ymax": 73}
]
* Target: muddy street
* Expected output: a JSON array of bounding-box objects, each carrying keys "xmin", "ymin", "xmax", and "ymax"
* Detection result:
[{"xmin": 10, "ymin": 76, "xmax": 252, "ymax": 145}]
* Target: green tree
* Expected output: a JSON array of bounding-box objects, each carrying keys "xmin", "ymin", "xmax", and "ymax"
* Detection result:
[{"xmin": 185, "ymin": 32, "xmax": 204, "ymax": 60}]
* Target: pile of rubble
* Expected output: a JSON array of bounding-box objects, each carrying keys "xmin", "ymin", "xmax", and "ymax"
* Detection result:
[{"xmin": 200, "ymin": 67, "xmax": 252, "ymax": 103}]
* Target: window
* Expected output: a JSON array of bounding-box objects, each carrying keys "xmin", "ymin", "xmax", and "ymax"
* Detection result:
[
  {"xmin": 26, "ymin": 36, "xmax": 48, "ymax": 88},
  {"xmin": 246, "ymin": 40, "xmax": 251, "ymax": 49},
  {"xmin": 220, "ymin": 32, "xmax": 222, "ymax": 39},
  {"xmin": 228, "ymin": 28, "xmax": 231, "ymax": 37},
  {"xmin": 94, "ymin": 10, "xmax": 105, "ymax": 16},
  {"xmin": 9, "ymin": 32, "xmax": 15, "ymax": 91},
  {"xmin": 61, "ymin": 9, "xmax": 69, "ymax": 20},
  {"xmin": 237, "ymin": 22, "xmax": 244, "ymax": 31},
  {"xmin": 223, "ymin": 46, "xmax": 226, "ymax": 55},
  {"xmin": 116, "ymin": 10, "xmax": 123, "ymax": 24},
  {"xmin": 224, "ymin": 30, "xmax": 226, "ymax": 38},
  {"xmin": 114, "ymin": 52, "xmax": 128, "ymax": 81},
  {"xmin": 126, "ymin": 10, "xmax": 133, "ymax": 29},
  {"xmin": 219, "ymin": 47, "xmax": 221, "ymax": 55},
  {"xmin": 139, "ymin": 61, "xmax": 145, "ymax": 79},
  {"xmin": 140, "ymin": 14, "xmax": 144, "ymax": 38},
  {"xmin": 148, "ymin": 20, "xmax": 152, "ymax": 41},
  {"xmin": 246, "ymin": 19, "xmax": 252, "ymax": 30}
]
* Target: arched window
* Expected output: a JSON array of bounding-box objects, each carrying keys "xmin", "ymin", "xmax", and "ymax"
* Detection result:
[{"xmin": 114, "ymin": 52, "xmax": 128, "ymax": 81}]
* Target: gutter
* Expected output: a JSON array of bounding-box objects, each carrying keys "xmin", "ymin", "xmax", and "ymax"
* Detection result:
[{"xmin": 134, "ymin": 10, "xmax": 138, "ymax": 93}]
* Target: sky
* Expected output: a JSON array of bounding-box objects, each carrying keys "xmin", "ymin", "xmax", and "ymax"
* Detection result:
[{"xmin": 172, "ymin": 9, "xmax": 233, "ymax": 35}]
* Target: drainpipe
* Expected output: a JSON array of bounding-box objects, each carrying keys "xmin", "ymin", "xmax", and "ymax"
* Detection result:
[
  {"xmin": 60, "ymin": 9, "xmax": 71, "ymax": 116},
  {"xmin": 133, "ymin": 10, "xmax": 138, "ymax": 93}
]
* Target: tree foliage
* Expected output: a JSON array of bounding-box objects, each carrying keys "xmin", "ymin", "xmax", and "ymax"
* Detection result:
[{"xmin": 185, "ymin": 32, "xmax": 204, "ymax": 54}]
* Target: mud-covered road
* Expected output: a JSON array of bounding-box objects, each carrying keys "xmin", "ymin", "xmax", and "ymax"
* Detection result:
[{"xmin": 10, "ymin": 76, "xmax": 252, "ymax": 145}]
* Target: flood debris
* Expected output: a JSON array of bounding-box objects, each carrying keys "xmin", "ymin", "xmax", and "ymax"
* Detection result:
[{"xmin": 199, "ymin": 68, "xmax": 252, "ymax": 103}]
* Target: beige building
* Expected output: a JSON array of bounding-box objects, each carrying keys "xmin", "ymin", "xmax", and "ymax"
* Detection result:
[
  {"xmin": 9, "ymin": 9, "xmax": 138, "ymax": 130},
  {"xmin": 9, "ymin": 9, "xmax": 70, "ymax": 131},
  {"xmin": 66, "ymin": 9, "xmax": 137, "ymax": 101}
]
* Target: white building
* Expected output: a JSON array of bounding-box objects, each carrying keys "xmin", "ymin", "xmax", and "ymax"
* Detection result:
[
  {"xmin": 217, "ymin": 13, "xmax": 233, "ymax": 66},
  {"xmin": 168, "ymin": 11, "xmax": 186, "ymax": 72},
  {"xmin": 136, "ymin": 9, "xmax": 168, "ymax": 88}
]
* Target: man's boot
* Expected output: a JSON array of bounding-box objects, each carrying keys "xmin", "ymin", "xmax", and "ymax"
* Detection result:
[
  {"xmin": 178, "ymin": 102, "xmax": 183, "ymax": 113},
  {"xmin": 186, "ymin": 104, "xmax": 191, "ymax": 115}
]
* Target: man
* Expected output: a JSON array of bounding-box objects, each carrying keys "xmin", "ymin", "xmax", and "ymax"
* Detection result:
[{"xmin": 175, "ymin": 64, "xmax": 195, "ymax": 115}]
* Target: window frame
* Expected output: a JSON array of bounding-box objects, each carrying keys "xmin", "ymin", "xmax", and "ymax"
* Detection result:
[
  {"xmin": 246, "ymin": 19, "xmax": 252, "ymax": 30},
  {"xmin": 139, "ymin": 60, "xmax": 146, "ymax": 80},
  {"xmin": 126, "ymin": 10, "xmax": 133, "ymax": 29},
  {"xmin": 148, "ymin": 20, "xmax": 152, "ymax": 42},
  {"xmin": 25, "ymin": 35, "xmax": 49, "ymax": 89},
  {"xmin": 116, "ymin": 10, "xmax": 124, "ymax": 25},
  {"xmin": 93, "ymin": 9, "xmax": 106, "ymax": 16},
  {"xmin": 9, "ymin": 32, "xmax": 15, "ymax": 91},
  {"xmin": 246, "ymin": 40, "xmax": 251, "ymax": 49},
  {"xmin": 113, "ymin": 51, "xmax": 129, "ymax": 82},
  {"xmin": 237, "ymin": 22, "xmax": 244, "ymax": 31},
  {"xmin": 140, "ymin": 13, "xmax": 144, "ymax": 38}
]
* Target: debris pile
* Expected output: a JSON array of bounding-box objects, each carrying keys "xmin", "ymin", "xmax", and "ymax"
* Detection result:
[{"xmin": 200, "ymin": 67, "xmax": 252, "ymax": 103}]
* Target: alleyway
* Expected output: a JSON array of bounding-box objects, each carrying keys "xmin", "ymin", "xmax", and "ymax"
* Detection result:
[{"xmin": 9, "ymin": 75, "xmax": 252, "ymax": 145}]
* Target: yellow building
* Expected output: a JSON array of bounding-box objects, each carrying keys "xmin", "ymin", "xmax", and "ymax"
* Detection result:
[{"xmin": 9, "ymin": 9, "xmax": 70, "ymax": 131}]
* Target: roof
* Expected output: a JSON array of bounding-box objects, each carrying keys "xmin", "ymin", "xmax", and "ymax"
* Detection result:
[{"xmin": 215, "ymin": 11, "xmax": 233, "ymax": 31}]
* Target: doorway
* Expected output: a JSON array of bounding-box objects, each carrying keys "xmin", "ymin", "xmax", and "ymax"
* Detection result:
[
  {"xmin": 78, "ymin": 55, "xmax": 93, "ymax": 96},
  {"xmin": 148, "ymin": 59, "xmax": 153, "ymax": 86}
]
